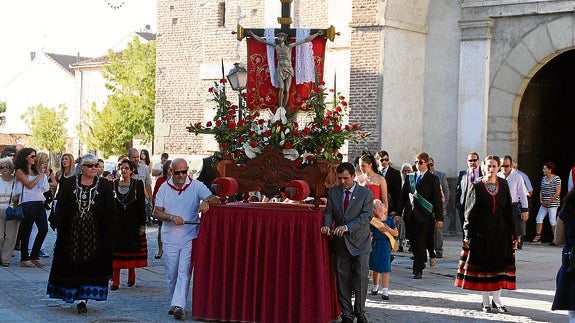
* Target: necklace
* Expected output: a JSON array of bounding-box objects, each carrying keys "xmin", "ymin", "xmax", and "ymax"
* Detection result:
[
  {"xmin": 115, "ymin": 179, "xmax": 137, "ymax": 210},
  {"xmin": 75, "ymin": 176, "xmax": 100, "ymax": 217}
]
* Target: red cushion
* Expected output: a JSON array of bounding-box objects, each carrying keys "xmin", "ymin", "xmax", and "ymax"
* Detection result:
[
  {"xmin": 285, "ymin": 180, "xmax": 310, "ymax": 201},
  {"xmin": 211, "ymin": 177, "xmax": 239, "ymax": 197}
]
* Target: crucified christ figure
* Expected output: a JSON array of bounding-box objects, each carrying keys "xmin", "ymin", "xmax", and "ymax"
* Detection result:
[{"xmin": 248, "ymin": 30, "xmax": 323, "ymax": 108}]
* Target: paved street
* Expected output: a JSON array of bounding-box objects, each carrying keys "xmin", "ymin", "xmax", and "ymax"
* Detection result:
[{"xmin": 0, "ymin": 227, "xmax": 567, "ymax": 322}]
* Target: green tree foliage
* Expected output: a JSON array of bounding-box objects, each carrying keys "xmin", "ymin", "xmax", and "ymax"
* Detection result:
[
  {"xmin": 0, "ymin": 101, "xmax": 6, "ymax": 114},
  {"xmin": 21, "ymin": 103, "xmax": 68, "ymax": 153},
  {"xmin": 78, "ymin": 102, "xmax": 128, "ymax": 158},
  {"xmin": 101, "ymin": 37, "xmax": 156, "ymax": 144}
]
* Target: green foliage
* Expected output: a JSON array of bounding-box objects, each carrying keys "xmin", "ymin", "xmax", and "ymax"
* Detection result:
[
  {"xmin": 78, "ymin": 103, "xmax": 128, "ymax": 158},
  {"xmin": 21, "ymin": 103, "xmax": 68, "ymax": 153},
  {"xmin": 0, "ymin": 101, "xmax": 6, "ymax": 114},
  {"xmin": 100, "ymin": 37, "xmax": 156, "ymax": 144}
]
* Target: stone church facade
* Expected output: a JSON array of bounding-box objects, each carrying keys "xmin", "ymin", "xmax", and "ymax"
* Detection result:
[{"xmin": 155, "ymin": 0, "xmax": 575, "ymax": 203}]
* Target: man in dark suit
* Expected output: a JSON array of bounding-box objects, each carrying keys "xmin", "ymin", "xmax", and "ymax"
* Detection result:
[
  {"xmin": 377, "ymin": 150, "xmax": 402, "ymax": 213},
  {"xmin": 321, "ymin": 162, "xmax": 374, "ymax": 323},
  {"xmin": 455, "ymin": 152, "xmax": 482, "ymax": 232},
  {"xmin": 396, "ymin": 152, "xmax": 443, "ymax": 279}
]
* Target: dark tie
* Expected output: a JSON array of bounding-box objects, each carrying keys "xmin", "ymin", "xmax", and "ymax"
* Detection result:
[
  {"xmin": 416, "ymin": 175, "xmax": 422, "ymax": 186},
  {"xmin": 470, "ymin": 171, "xmax": 475, "ymax": 183},
  {"xmin": 344, "ymin": 190, "xmax": 351, "ymax": 211}
]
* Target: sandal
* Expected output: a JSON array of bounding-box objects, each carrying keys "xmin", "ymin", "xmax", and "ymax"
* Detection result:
[
  {"xmin": 370, "ymin": 287, "xmax": 379, "ymax": 295},
  {"xmin": 531, "ymin": 234, "xmax": 541, "ymax": 244}
]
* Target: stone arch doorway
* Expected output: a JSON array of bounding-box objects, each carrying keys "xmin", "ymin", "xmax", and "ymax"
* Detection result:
[{"xmin": 518, "ymin": 49, "xmax": 575, "ymax": 242}]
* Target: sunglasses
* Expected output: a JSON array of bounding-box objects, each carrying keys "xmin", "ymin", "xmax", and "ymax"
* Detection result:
[
  {"xmin": 468, "ymin": 159, "xmax": 478, "ymax": 162},
  {"xmin": 501, "ymin": 164, "xmax": 510, "ymax": 168},
  {"xmin": 379, "ymin": 158, "xmax": 389, "ymax": 162},
  {"xmin": 28, "ymin": 155, "xmax": 36, "ymax": 159},
  {"xmin": 83, "ymin": 163, "xmax": 99, "ymax": 168},
  {"xmin": 0, "ymin": 165, "xmax": 12, "ymax": 170},
  {"xmin": 414, "ymin": 160, "xmax": 425, "ymax": 165},
  {"xmin": 428, "ymin": 163, "xmax": 434, "ymax": 167},
  {"xmin": 173, "ymin": 169, "xmax": 188, "ymax": 175}
]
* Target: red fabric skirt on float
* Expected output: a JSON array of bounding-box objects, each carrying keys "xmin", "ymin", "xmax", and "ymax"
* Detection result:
[{"xmin": 454, "ymin": 247, "xmax": 516, "ymax": 291}]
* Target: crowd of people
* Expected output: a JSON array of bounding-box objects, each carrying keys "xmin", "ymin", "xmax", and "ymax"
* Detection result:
[
  {"xmin": 2, "ymin": 143, "xmax": 575, "ymax": 321},
  {"xmin": 0, "ymin": 144, "xmax": 220, "ymax": 320},
  {"xmin": 320, "ymin": 149, "xmax": 575, "ymax": 322}
]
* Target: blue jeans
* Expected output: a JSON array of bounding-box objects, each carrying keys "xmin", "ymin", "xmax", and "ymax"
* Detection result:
[{"xmin": 20, "ymin": 201, "xmax": 48, "ymax": 261}]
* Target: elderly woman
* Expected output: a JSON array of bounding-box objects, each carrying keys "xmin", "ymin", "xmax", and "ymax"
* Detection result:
[
  {"xmin": 14, "ymin": 148, "xmax": 51, "ymax": 268},
  {"xmin": 46, "ymin": 154, "xmax": 115, "ymax": 314},
  {"xmin": 0, "ymin": 158, "xmax": 19, "ymax": 266},
  {"xmin": 111, "ymin": 159, "xmax": 147, "ymax": 290}
]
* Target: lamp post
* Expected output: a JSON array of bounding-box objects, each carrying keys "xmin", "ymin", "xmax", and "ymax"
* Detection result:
[{"xmin": 226, "ymin": 62, "xmax": 248, "ymax": 120}]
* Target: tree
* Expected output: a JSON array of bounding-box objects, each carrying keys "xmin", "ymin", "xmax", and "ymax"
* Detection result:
[
  {"xmin": 0, "ymin": 101, "xmax": 6, "ymax": 114},
  {"xmin": 101, "ymin": 36, "xmax": 156, "ymax": 144},
  {"xmin": 21, "ymin": 103, "xmax": 68, "ymax": 154},
  {"xmin": 79, "ymin": 102, "xmax": 129, "ymax": 158}
]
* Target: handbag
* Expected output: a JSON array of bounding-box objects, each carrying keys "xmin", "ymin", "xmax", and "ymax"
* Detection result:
[{"xmin": 5, "ymin": 178, "xmax": 24, "ymax": 221}]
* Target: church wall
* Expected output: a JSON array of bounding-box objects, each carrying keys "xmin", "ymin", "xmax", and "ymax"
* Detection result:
[{"xmin": 422, "ymin": 0, "xmax": 461, "ymax": 176}]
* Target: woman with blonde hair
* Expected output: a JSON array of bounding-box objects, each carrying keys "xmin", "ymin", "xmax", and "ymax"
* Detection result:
[{"xmin": 56, "ymin": 153, "xmax": 75, "ymax": 183}]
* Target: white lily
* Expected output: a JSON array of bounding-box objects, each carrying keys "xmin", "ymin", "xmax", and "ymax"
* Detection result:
[
  {"xmin": 282, "ymin": 149, "xmax": 300, "ymax": 161},
  {"xmin": 301, "ymin": 151, "xmax": 314, "ymax": 164},
  {"xmin": 271, "ymin": 106, "xmax": 288, "ymax": 124},
  {"xmin": 242, "ymin": 142, "xmax": 261, "ymax": 159}
]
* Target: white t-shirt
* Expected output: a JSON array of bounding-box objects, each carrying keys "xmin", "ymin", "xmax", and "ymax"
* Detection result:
[
  {"xmin": 19, "ymin": 174, "xmax": 49, "ymax": 203},
  {"xmin": 155, "ymin": 176, "xmax": 213, "ymax": 245},
  {"xmin": 134, "ymin": 163, "xmax": 152, "ymax": 186}
]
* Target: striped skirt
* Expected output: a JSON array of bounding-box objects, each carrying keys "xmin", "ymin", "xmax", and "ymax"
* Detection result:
[
  {"xmin": 454, "ymin": 247, "xmax": 516, "ymax": 291},
  {"xmin": 112, "ymin": 234, "xmax": 148, "ymax": 269}
]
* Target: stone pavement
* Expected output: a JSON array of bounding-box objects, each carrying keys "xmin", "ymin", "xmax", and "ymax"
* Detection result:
[{"xmin": 0, "ymin": 227, "xmax": 567, "ymax": 322}]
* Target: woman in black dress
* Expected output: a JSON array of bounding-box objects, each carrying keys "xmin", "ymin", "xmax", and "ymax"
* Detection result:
[
  {"xmin": 47, "ymin": 153, "xmax": 115, "ymax": 314},
  {"xmin": 110, "ymin": 159, "xmax": 147, "ymax": 290},
  {"xmin": 552, "ymin": 189, "xmax": 575, "ymax": 320},
  {"xmin": 455, "ymin": 155, "xmax": 516, "ymax": 314}
]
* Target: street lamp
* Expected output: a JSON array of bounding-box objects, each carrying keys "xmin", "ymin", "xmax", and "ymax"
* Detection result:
[{"xmin": 226, "ymin": 62, "xmax": 248, "ymax": 120}]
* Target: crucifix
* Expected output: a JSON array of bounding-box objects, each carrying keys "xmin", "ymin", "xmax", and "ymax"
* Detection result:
[{"xmin": 233, "ymin": 0, "xmax": 338, "ymax": 109}]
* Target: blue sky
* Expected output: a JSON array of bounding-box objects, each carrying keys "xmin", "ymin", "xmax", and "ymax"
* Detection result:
[{"xmin": 0, "ymin": 0, "xmax": 156, "ymax": 86}]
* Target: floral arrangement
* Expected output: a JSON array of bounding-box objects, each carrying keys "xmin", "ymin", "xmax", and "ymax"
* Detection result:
[{"xmin": 187, "ymin": 78, "xmax": 369, "ymax": 166}]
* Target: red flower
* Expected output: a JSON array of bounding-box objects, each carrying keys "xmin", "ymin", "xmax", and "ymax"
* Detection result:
[
  {"xmin": 341, "ymin": 101, "xmax": 348, "ymax": 106},
  {"xmin": 248, "ymin": 130, "xmax": 255, "ymax": 137},
  {"xmin": 319, "ymin": 81, "xmax": 326, "ymax": 86},
  {"xmin": 206, "ymin": 121, "xmax": 213, "ymax": 127},
  {"xmin": 208, "ymin": 87, "xmax": 214, "ymax": 93},
  {"xmin": 339, "ymin": 95, "xmax": 345, "ymax": 100},
  {"xmin": 186, "ymin": 125, "xmax": 192, "ymax": 132},
  {"xmin": 224, "ymin": 115, "xmax": 231, "ymax": 121},
  {"xmin": 333, "ymin": 125, "xmax": 341, "ymax": 133},
  {"xmin": 263, "ymin": 130, "xmax": 271, "ymax": 137},
  {"xmin": 352, "ymin": 124, "xmax": 359, "ymax": 130},
  {"xmin": 235, "ymin": 150, "xmax": 242, "ymax": 157},
  {"xmin": 284, "ymin": 142, "xmax": 292, "ymax": 149},
  {"xmin": 215, "ymin": 120, "xmax": 222, "ymax": 126},
  {"xmin": 344, "ymin": 125, "xmax": 350, "ymax": 131},
  {"xmin": 220, "ymin": 78, "xmax": 227, "ymax": 84},
  {"xmin": 322, "ymin": 119, "xmax": 329, "ymax": 126},
  {"xmin": 305, "ymin": 155, "xmax": 313, "ymax": 162},
  {"xmin": 294, "ymin": 160, "xmax": 301, "ymax": 167},
  {"xmin": 250, "ymin": 141, "xmax": 258, "ymax": 148},
  {"xmin": 335, "ymin": 106, "xmax": 342, "ymax": 113},
  {"xmin": 258, "ymin": 118, "xmax": 265, "ymax": 125},
  {"xmin": 237, "ymin": 120, "xmax": 245, "ymax": 127},
  {"xmin": 228, "ymin": 121, "xmax": 237, "ymax": 130}
]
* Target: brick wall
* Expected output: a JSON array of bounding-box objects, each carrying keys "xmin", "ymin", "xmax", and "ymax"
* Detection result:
[{"xmin": 348, "ymin": 0, "xmax": 382, "ymax": 158}]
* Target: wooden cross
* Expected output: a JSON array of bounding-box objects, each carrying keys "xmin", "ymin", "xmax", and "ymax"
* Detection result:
[{"xmin": 233, "ymin": 0, "xmax": 337, "ymax": 42}]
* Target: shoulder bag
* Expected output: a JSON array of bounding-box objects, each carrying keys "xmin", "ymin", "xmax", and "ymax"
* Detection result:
[{"xmin": 5, "ymin": 177, "xmax": 24, "ymax": 221}]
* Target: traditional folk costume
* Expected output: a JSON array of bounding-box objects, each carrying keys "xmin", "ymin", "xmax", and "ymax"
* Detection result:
[
  {"xmin": 47, "ymin": 175, "xmax": 115, "ymax": 303},
  {"xmin": 455, "ymin": 177, "xmax": 516, "ymax": 292},
  {"xmin": 111, "ymin": 178, "xmax": 148, "ymax": 288}
]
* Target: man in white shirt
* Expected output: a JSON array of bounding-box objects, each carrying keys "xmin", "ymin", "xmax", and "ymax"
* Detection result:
[
  {"xmin": 499, "ymin": 155, "xmax": 529, "ymax": 249},
  {"xmin": 154, "ymin": 158, "xmax": 219, "ymax": 320}
]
